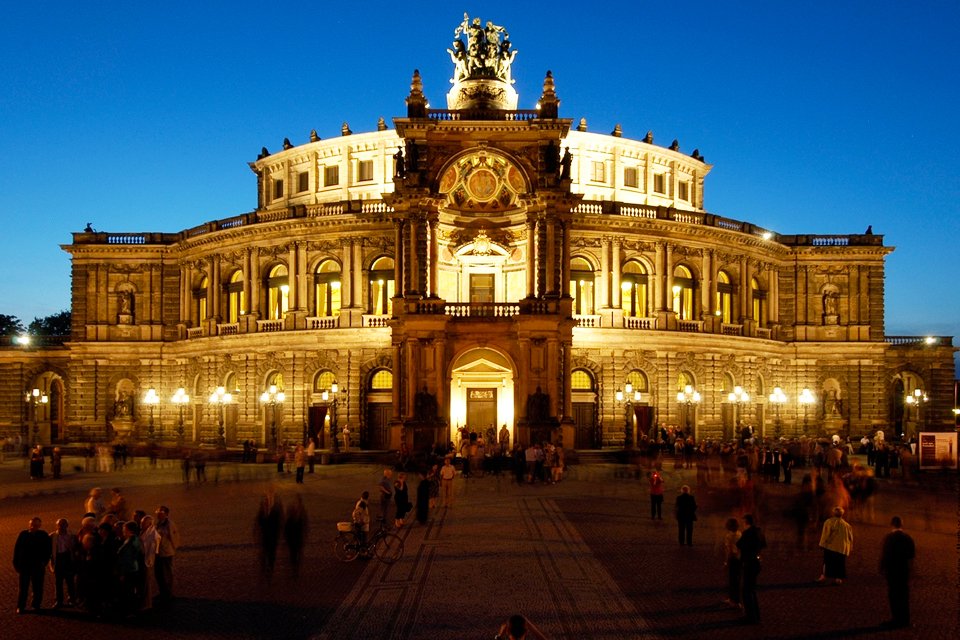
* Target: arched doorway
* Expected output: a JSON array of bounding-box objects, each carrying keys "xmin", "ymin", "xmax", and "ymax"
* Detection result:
[
  {"xmin": 571, "ymin": 368, "xmax": 598, "ymax": 448},
  {"xmin": 449, "ymin": 348, "xmax": 515, "ymax": 449}
]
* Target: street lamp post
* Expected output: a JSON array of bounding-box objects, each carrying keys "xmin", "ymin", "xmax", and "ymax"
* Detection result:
[
  {"xmin": 768, "ymin": 386, "xmax": 787, "ymax": 439},
  {"xmin": 676, "ymin": 384, "xmax": 701, "ymax": 436},
  {"xmin": 260, "ymin": 384, "xmax": 285, "ymax": 449},
  {"xmin": 208, "ymin": 386, "xmax": 233, "ymax": 448},
  {"xmin": 171, "ymin": 387, "xmax": 190, "ymax": 444},
  {"xmin": 25, "ymin": 388, "xmax": 48, "ymax": 445},
  {"xmin": 615, "ymin": 382, "xmax": 642, "ymax": 448},
  {"xmin": 904, "ymin": 387, "xmax": 928, "ymax": 437},
  {"xmin": 323, "ymin": 382, "xmax": 341, "ymax": 452},
  {"xmin": 143, "ymin": 388, "xmax": 160, "ymax": 442},
  {"xmin": 727, "ymin": 385, "xmax": 750, "ymax": 439},
  {"xmin": 798, "ymin": 387, "xmax": 816, "ymax": 435}
]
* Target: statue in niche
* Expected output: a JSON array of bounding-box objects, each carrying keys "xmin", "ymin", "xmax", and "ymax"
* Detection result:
[
  {"xmin": 114, "ymin": 391, "xmax": 133, "ymax": 418},
  {"xmin": 822, "ymin": 289, "xmax": 839, "ymax": 324},
  {"xmin": 414, "ymin": 386, "xmax": 439, "ymax": 424},
  {"xmin": 560, "ymin": 148, "xmax": 572, "ymax": 180},
  {"xmin": 118, "ymin": 290, "xmax": 133, "ymax": 315},
  {"xmin": 526, "ymin": 386, "xmax": 550, "ymax": 423}
]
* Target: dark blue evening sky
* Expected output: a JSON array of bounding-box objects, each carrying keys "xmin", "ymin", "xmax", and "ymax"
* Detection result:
[{"xmin": 1, "ymin": 1, "xmax": 957, "ymax": 350}]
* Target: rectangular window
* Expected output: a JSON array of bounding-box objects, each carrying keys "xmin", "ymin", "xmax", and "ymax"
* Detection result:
[
  {"xmin": 324, "ymin": 165, "xmax": 340, "ymax": 187},
  {"xmin": 358, "ymin": 159, "xmax": 374, "ymax": 182},
  {"xmin": 624, "ymin": 167, "xmax": 638, "ymax": 188},
  {"xmin": 678, "ymin": 180, "xmax": 690, "ymax": 201},
  {"xmin": 591, "ymin": 161, "xmax": 605, "ymax": 183},
  {"xmin": 273, "ymin": 179, "xmax": 284, "ymax": 200},
  {"xmin": 297, "ymin": 171, "xmax": 309, "ymax": 193},
  {"xmin": 653, "ymin": 173, "xmax": 666, "ymax": 194},
  {"xmin": 470, "ymin": 274, "xmax": 495, "ymax": 304}
]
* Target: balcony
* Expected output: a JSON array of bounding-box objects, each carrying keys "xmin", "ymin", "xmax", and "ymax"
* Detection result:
[{"xmin": 306, "ymin": 316, "xmax": 340, "ymax": 330}]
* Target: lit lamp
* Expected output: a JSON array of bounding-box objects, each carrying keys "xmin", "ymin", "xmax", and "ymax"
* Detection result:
[
  {"xmin": 615, "ymin": 381, "xmax": 642, "ymax": 448},
  {"xmin": 322, "ymin": 382, "xmax": 343, "ymax": 452},
  {"xmin": 260, "ymin": 384, "xmax": 286, "ymax": 448},
  {"xmin": 798, "ymin": 387, "xmax": 816, "ymax": 434},
  {"xmin": 25, "ymin": 388, "xmax": 49, "ymax": 444},
  {"xmin": 143, "ymin": 387, "xmax": 160, "ymax": 442},
  {"xmin": 727, "ymin": 385, "xmax": 750, "ymax": 435},
  {"xmin": 676, "ymin": 384, "xmax": 701, "ymax": 434},
  {"xmin": 768, "ymin": 386, "xmax": 787, "ymax": 438},
  {"xmin": 171, "ymin": 387, "xmax": 190, "ymax": 443},
  {"xmin": 904, "ymin": 387, "xmax": 928, "ymax": 435},
  {"xmin": 209, "ymin": 386, "xmax": 234, "ymax": 448}
]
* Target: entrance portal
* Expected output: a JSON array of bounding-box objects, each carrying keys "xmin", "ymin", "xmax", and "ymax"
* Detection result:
[
  {"xmin": 449, "ymin": 347, "xmax": 515, "ymax": 447},
  {"xmin": 466, "ymin": 388, "xmax": 497, "ymax": 434}
]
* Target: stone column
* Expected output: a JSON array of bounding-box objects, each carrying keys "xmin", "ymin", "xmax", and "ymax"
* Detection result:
[
  {"xmin": 341, "ymin": 240, "xmax": 353, "ymax": 308},
  {"xmin": 352, "ymin": 240, "xmax": 363, "ymax": 309},
  {"xmin": 242, "ymin": 250, "xmax": 252, "ymax": 315},
  {"xmin": 600, "ymin": 238, "xmax": 610, "ymax": 308},
  {"xmin": 297, "ymin": 241, "xmax": 308, "ymax": 311},
  {"xmin": 559, "ymin": 220, "xmax": 571, "ymax": 297},
  {"xmin": 393, "ymin": 219, "xmax": 404, "ymax": 295},
  {"xmin": 428, "ymin": 215, "xmax": 439, "ymax": 298},
  {"xmin": 526, "ymin": 217, "xmax": 537, "ymax": 297},
  {"xmin": 250, "ymin": 248, "xmax": 261, "ymax": 318},
  {"xmin": 611, "ymin": 240, "xmax": 621, "ymax": 308},
  {"xmin": 545, "ymin": 217, "xmax": 556, "ymax": 295},
  {"xmin": 664, "ymin": 244, "xmax": 674, "ymax": 312},
  {"xmin": 407, "ymin": 216, "xmax": 419, "ymax": 295},
  {"xmin": 654, "ymin": 242, "xmax": 665, "ymax": 311},
  {"xmin": 702, "ymin": 249, "xmax": 714, "ymax": 317},
  {"xmin": 205, "ymin": 260, "xmax": 215, "ymax": 322},
  {"xmin": 180, "ymin": 263, "xmax": 189, "ymax": 323},
  {"xmin": 288, "ymin": 244, "xmax": 299, "ymax": 311},
  {"xmin": 537, "ymin": 214, "xmax": 547, "ymax": 299}
]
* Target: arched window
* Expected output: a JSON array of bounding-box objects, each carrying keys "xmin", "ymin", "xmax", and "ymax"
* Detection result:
[
  {"xmin": 314, "ymin": 370, "xmax": 336, "ymax": 393},
  {"xmin": 751, "ymin": 277, "xmax": 765, "ymax": 325},
  {"xmin": 369, "ymin": 257, "xmax": 395, "ymax": 316},
  {"xmin": 569, "ymin": 257, "xmax": 594, "ymax": 315},
  {"xmin": 224, "ymin": 372, "xmax": 238, "ymax": 394},
  {"xmin": 267, "ymin": 371, "xmax": 284, "ymax": 391},
  {"xmin": 621, "ymin": 260, "xmax": 648, "ymax": 317},
  {"xmin": 672, "ymin": 265, "xmax": 695, "ymax": 320},
  {"xmin": 266, "ymin": 265, "xmax": 289, "ymax": 320},
  {"xmin": 225, "ymin": 270, "xmax": 244, "ymax": 323},
  {"xmin": 571, "ymin": 369, "xmax": 595, "ymax": 391},
  {"xmin": 369, "ymin": 369, "xmax": 393, "ymax": 390},
  {"xmin": 716, "ymin": 270, "xmax": 734, "ymax": 323},
  {"xmin": 314, "ymin": 259, "xmax": 342, "ymax": 317},
  {"xmin": 193, "ymin": 277, "xmax": 208, "ymax": 326},
  {"xmin": 721, "ymin": 372, "xmax": 735, "ymax": 395},
  {"xmin": 626, "ymin": 370, "xmax": 648, "ymax": 394},
  {"xmin": 677, "ymin": 371, "xmax": 694, "ymax": 391}
]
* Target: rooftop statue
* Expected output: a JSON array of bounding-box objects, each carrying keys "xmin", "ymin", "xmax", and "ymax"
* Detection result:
[{"xmin": 448, "ymin": 13, "xmax": 517, "ymax": 84}]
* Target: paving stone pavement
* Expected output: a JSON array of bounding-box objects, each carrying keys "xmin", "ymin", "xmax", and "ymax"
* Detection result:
[{"xmin": 0, "ymin": 454, "xmax": 957, "ymax": 639}]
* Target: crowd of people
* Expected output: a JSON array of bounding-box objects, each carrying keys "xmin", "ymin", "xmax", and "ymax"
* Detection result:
[{"xmin": 13, "ymin": 489, "xmax": 180, "ymax": 618}]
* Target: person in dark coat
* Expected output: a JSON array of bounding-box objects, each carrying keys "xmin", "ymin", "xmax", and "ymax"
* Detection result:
[
  {"xmin": 14, "ymin": 517, "xmax": 52, "ymax": 613},
  {"xmin": 283, "ymin": 494, "xmax": 308, "ymax": 579},
  {"xmin": 879, "ymin": 515, "xmax": 915, "ymax": 629},
  {"xmin": 394, "ymin": 473, "xmax": 412, "ymax": 528},
  {"xmin": 736, "ymin": 513, "xmax": 766, "ymax": 624},
  {"xmin": 674, "ymin": 485, "xmax": 697, "ymax": 546},
  {"xmin": 255, "ymin": 489, "xmax": 283, "ymax": 576}
]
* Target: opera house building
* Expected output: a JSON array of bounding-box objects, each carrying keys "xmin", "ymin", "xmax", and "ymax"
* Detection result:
[{"xmin": 2, "ymin": 18, "xmax": 955, "ymax": 452}]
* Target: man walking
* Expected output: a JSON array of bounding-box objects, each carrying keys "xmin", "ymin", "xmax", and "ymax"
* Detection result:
[
  {"xmin": 14, "ymin": 517, "xmax": 51, "ymax": 613},
  {"xmin": 879, "ymin": 515, "xmax": 915, "ymax": 629},
  {"xmin": 675, "ymin": 485, "xmax": 697, "ymax": 546},
  {"xmin": 154, "ymin": 505, "xmax": 180, "ymax": 607},
  {"xmin": 737, "ymin": 513, "xmax": 766, "ymax": 624}
]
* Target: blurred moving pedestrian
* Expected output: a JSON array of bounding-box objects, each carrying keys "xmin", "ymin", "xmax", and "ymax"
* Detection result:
[
  {"xmin": 394, "ymin": 472, "xmax": 412, "ymax": 528},
  {"xmin": 721, "ymin": 517, "xmax": 742, "ymax": 609},
  {"xmin": 496, "ymin": 614, "xmax": 548, "ymax": 640},
  {"xmin": 14, "ymin": 516, "xmax": 51, "ymax": 613},
  {"xmin": 255, "ymin": 489, "xmax": 283, "ymax": 576},
  {"xmin": 818, "ymin": 506, "xmax": 853, "ymax": 585},
  {"xmin": 415, "ymin": 470, "xmax": 431, "ymax": 524},
  {"xmin": 85, "ymin": 487, "xmax": 106, "ymax": 521},
  {"xmin": 139, "ymin": 515, "xmax": 158, "ymax": 611},
  {"xmin": 294, "ymin": 445, "xmax": 306, "ymax": 484},
  {"xmin": 648, "ymin": 471, "xmax": 664, "ymax": 520},
  {"xmin": 379, "ymin": 468, "xmax": 395, "ymax": 522},
  {"xmin": 675, "ymin": 485, "xmax": 697, "ymax": 546},
  {"xmin": 879, "ymin": 515, "xmax": 915, "ymax": 629},
  {"xmin": 284, "ymin": 494, "xmax": 308, "ymax": 578},
  {"xmin": 736, "ymin": 514, "xmax": 766, "ymax": 624}
]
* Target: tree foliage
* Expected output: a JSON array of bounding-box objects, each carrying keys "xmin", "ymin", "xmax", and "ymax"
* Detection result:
[
  {"xmin": 0, "ymin": 314, "xmax": 26, "ymax": 336},
  {"xmin": 28, "ymin": 310, "xmax": 71, "ymax": 336}
]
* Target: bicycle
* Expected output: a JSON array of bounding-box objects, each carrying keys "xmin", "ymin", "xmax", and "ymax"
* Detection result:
[{"xmin": 333, "ymin": 517, "xmax": 404, "ymax": 563}]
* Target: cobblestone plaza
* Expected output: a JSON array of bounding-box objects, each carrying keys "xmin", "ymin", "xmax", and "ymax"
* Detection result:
[{"xmin": 1, "ymin": 455, "xmax": 956, "ymax": 639}]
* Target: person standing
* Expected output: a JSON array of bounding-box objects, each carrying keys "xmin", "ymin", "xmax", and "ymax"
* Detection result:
[
  {"xmin": 737, "ymin": 514, "xmax": 766, "ymax": 624},
  {"xmin": 29, "ymin": 445, "xmax": 44, "ymax": 479},
  {"xmin": 378, "ymin": 468, "xmax": 395, "ymax": 523},
  {"xmin": 153, "ymin": 505, "xmax": 180, "ymax": 607},
  {"xmin": 306, "ymin": 437, "xmax": 316, "ymax": 473},
  {"xmin": 139, "ymin": 515, "xmax": 159, "ymax": 612},
  {"xmin": 818, "ymin": 506, "xmax": 853, "ymax": 585},
  {"xmin": 49, "ymin": 518, "xmax": 77, "ymax": 608},
  {"xmin": 879, "ymin": 515, "xmax": 915, "ymax": 629},
  {"xmin": 14, "ymin": 516, "xmax": 52, "ymax": 613},
  {"xmin": 675, "ymin": 485, "xmax": 698, "ymax": 546},
  {"xmin": 394, "ymin": 472, "xmax": 412, "ymax": 528},
  {"xmin": 116, "ymin": 521, "xmax": 142, "ymax": 616},
  {"xmin": 648, "ymin": 471, "xmax": 664, "ymax": 520},
  {"xmin": 294, "ymin": 445, "xmax": 306, "ymax": 484},
  {"xmin": 721, "ymin": 517, "xmax": 742, "ymax": 609},
  {"xmin": 51, "ymin": 446, "xmax": 63, "ymax": 479},
  {"xmin": 440, "ymin": 456, "xmax": 456, "ymax": 507}
]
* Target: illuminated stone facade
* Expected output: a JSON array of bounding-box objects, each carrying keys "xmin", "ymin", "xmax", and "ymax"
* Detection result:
[{"xmin": 0, "ymin": 18, "xmax": 955, "ymax": 449}]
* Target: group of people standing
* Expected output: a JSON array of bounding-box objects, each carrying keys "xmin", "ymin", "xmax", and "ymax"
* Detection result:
[{"xmin": 13, "ymin": 495, "xmax": 180, "ymax": 618}]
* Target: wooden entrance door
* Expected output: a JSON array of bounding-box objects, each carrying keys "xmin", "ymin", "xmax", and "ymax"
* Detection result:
[
  {"xmin": 573, "ymin": 402, "xmax": 596, "ymax": 448},
  {"xmin": 466, "ymin": 388, "xmax": 497, "ymax": 434},
  {"xmin": 366, "ymin": 403, "xmax": 391, "ymax": 449}
]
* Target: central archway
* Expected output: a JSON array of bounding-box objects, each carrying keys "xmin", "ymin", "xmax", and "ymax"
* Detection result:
[{"xmin": 449, "ymin": 347, "xmax": 515, "ymax": 448}]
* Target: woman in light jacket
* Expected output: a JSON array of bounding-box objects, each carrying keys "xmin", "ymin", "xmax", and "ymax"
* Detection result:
[{"xmin": 818, "ymin": 506, "xmax": 853, "ymax": 585}]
